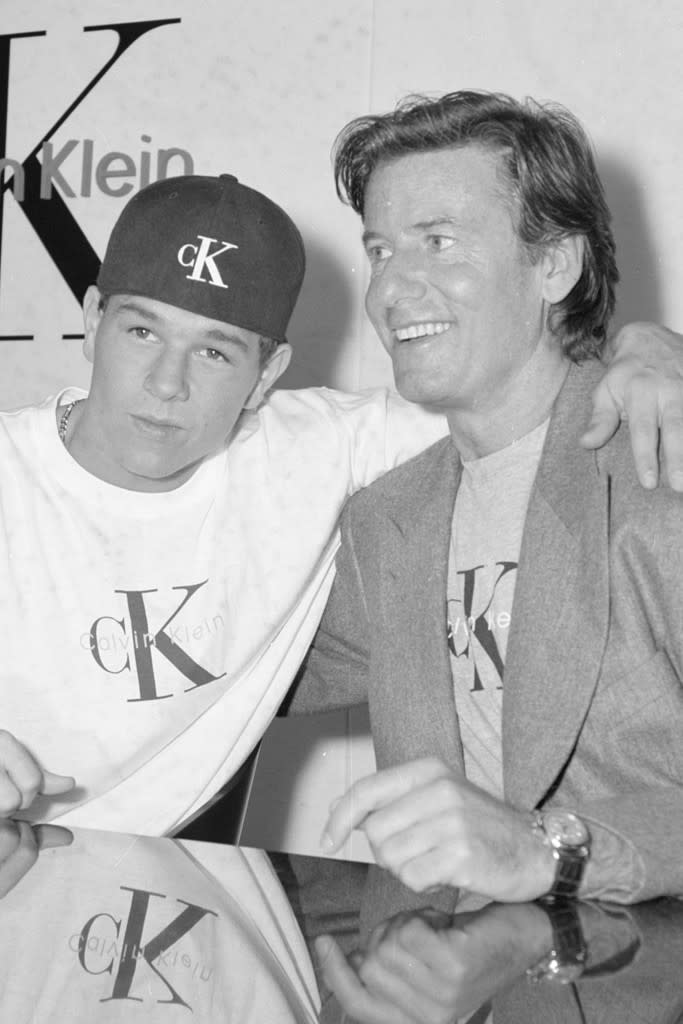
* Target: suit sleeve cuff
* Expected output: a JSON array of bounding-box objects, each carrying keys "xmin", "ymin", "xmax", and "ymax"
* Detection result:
[{"xmin": 579, "ymin": 814, "xmax": 646, "ymax": 903}]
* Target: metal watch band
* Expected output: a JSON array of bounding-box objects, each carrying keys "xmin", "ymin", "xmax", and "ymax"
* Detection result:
[{"xmin": 548, "ymin": 845, "xmax": 587, "ymax": 900}]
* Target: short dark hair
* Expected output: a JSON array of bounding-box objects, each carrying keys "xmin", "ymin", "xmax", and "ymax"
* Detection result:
[
  {"xmin": 333, "ymin": 90, "xmax": 619, "ymax": 360},
  {"xmin": 97, "ymin": 293, "xmax": 280, "ymax": 368},
  {"xmin": 257, "ymin": 335, "xmax": 281, "ymax": 366}
]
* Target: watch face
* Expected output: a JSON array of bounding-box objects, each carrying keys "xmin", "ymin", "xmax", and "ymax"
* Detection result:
[{"xmin": 543, "ymin": 810, "xmax": 591, "ymax": 848}]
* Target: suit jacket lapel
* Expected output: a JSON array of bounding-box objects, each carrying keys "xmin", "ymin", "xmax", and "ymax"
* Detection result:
[
  {"xmin": 361, "ymin": 439, "xmax": 465, "ymax": 938},
  {"xmin": 503, "ymin": 363, "xmax": 611, "ymax": 809},
  {"xmin": 372, "ymin": 438, "xmax": 465, "ymax": 775}
]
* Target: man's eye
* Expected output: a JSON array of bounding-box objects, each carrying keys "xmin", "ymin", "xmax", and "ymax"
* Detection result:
[
  {"xmin": 427, "ymin": 235, "xmax": 455, "ymax": 252},
  {"xmin": 130, "ymin": 326, "xmax": 152, "ymax": 339},
  {"xmin": 202, "ymin": 348, "xmax": 229, "ymax": 363},
  {"xmin": 366, "ymin": 244, "xmax": 392, "ymax": 264}
]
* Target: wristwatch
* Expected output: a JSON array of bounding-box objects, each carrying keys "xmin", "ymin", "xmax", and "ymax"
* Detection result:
[
  {"xmin": 527, "ymin": 899, "xmax": 588, "ymax": 984},
  {"xmin": 530, "ymin": 808, "xmax": 592, "ymax": 901}
]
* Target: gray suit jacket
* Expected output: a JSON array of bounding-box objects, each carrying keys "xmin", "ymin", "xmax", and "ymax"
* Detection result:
[{"xmin": 291, "ymin": 361, "xmax": 683, "ymax": 938}]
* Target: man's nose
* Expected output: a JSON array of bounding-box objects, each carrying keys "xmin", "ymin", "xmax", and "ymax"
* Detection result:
[
  {"xmin": 370, "ymin": 251, "xmax": 427, "ymax": 308},
  {"xmin": 143, "ymin": 346, "xmax": 190, "ymax": 401}
]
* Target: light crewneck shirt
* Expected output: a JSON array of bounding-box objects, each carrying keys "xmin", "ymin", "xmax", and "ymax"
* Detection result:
[{"xmin": 447, "ymin": 419, "xmax": 549, "ymax": 797}]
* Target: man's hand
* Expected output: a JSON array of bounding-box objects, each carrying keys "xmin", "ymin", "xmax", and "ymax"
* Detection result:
[
  {"xmin": 0, "ymin": 730, "xmax": 74, "ymax": 816},
  {"xmin": 582, "ymin": 322, "xmax": 683, "ymax": 490},
  {"xmin": 0, "ymin": 819, "xmax": 73, "ymax": 899},
  {"xmin": 320, "ymin": 758, "xmax": 554, "ymax": 902},
  {"xmin": 314, "ymin": 902, "xmax": 553, "ymax": 1024}
]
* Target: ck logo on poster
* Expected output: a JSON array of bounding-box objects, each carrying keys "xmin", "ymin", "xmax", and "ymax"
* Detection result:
[
  {"xmin": 69, "ymin": 886, "xmax": 217, "ymax": 1009},
  {"xmin": 177, "ymin": 235, "xmax": 239, "ymax": 289},
  {"xmin": 0, "ymin": 19, "xmax": 191, "ymax": 340}
]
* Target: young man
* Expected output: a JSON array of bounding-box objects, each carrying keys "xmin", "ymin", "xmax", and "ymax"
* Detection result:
[
  {"xmin": 0, "ymin": 169, "xmax": 680, "ymax": 836},
  {"xmin": 0, "ymin": 173, "xmax": 443, "ymax": 833},
  {"xmin": 285, "ymin": 92, "xmax": 683, "ymax": 1018}
]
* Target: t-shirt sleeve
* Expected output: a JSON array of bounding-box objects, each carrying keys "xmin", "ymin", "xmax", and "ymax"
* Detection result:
[{"xmin": 329, "ymin": 388, "xmax": 447, "ymax": 495}]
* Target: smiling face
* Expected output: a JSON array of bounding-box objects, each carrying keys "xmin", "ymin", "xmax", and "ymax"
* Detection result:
[
  {"xmin": 74, "ymin": 288, "xmax": 290, "ymax": 491},
  {"xmin": 363, "ymin": 145, "xmax": 560, "ymax": 418}
]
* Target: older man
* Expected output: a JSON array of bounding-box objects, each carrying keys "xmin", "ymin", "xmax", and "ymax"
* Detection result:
[{"xmin": 287, "ymin": 91, "xmax": 683, "ymax": 1018}]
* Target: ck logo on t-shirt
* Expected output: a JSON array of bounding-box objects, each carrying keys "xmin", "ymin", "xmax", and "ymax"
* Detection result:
[
  {"xmin": 447, "ymin": 560, "xmax": 517, "ymax": 692},
  {"xmin": 70, "ymin": 885, "xmax": 217, "ymax": 1009},
  {"xmin": 84, "ymin": 580, "xmax": 226, "ymax": 702},
  {"xmin": 176, "ymin": 234, "xmax": 239, "ymax": 289}
]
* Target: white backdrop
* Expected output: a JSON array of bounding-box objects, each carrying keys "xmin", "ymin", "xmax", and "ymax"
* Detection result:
[
  {"xmin": 3, "ymin": 0, "xmax": 683, "ymax": 406},
  {"xmin": 2, "ymin": 0, "xmax": 682, "ymax": 855}
]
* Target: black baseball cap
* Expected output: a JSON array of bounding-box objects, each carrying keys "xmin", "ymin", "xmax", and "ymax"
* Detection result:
[{"xmin": 97, "ymin": 174, "xmax": 306, "ymax": 343}]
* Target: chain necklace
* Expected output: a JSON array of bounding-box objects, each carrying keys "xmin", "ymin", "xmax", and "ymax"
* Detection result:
[{"xmin": 58, "ymin": 399, "xmax": 82, "ymax": 446}]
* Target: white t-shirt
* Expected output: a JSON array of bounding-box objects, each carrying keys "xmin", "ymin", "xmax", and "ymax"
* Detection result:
[
  {"xmin": 447, "ymin": 421, "xmax": 548, "ymax": 797},
  {"xmin": 1, "ymin": 386, "xmax": 445, "ymax": 833}
]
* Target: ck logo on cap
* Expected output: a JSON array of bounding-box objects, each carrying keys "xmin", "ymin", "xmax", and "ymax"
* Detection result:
[{"xmin": 177, "ymin": 234, "xmax": 239, "ymax": 289}]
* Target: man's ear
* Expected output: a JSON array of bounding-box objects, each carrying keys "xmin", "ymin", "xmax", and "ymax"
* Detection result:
[
  {"xmin": 82, "ymin": 284, "xmax": 104, "ymax": 363},
  {"xmin": 244, "ymin": 343, "xmax": 292, "ymax": 410},
  {"xmin": 540, "ymin": 234, "xmax": 585, "ymax": 305}
]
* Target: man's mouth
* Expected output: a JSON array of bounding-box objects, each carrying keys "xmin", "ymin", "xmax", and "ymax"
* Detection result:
[
  {"xmin": 393, "ymin": 321, "xmax": 451, "ymax": 342},
  {"xmin": 131, "ymin": 414, "xmax": 183, "ymax": 436}
]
